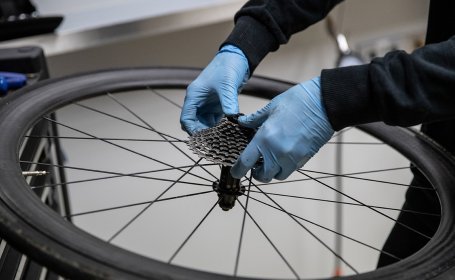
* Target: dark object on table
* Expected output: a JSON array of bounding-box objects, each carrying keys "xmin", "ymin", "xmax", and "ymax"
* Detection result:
[{"xmin": 0, "ymin": 0, "xmax": 63, "ymax": 41}]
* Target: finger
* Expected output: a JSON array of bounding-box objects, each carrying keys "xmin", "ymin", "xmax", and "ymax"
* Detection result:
[
  {"xmin": 231, "ymin": 141, "xmax": 261, "ymax": 179},
  {"xmin": 216, "ymin": 59, "xmax": 248, "ymax": 116},
  {"xmin": 198, "ymin": 109, "xmax": 222, "ymax": 128},
  {"xmin": 180, "ymin": 83, "xmax": 203, "ymax": 133},
  {"xmin": 181, "ymin": 107, "xmax": 209, "ymax": 135},
  {"xmin": 180, "ymin": 106, "xmax": 198, "ymax": 134},
  {"xmin": 274, "ymin": 158, "xmax": 302, "ymax": 180},
  {"xmin": 274, "ymin": 168, "xmax": 295, "ymax": 181},
  {"xmin": 253, "ymin": 160, "xmax": 281, "ymax": 183},
  {"xmin": 215, "ymin": 75, "xmax": 241, "ymax": 115},
  {"xmin": 274, "ymin": 155, "xmax": 310, "ymax": 180},
  {"xmin": 252, "ymin": 150, "xmax": 281, "ymax": 183},
  {"xmin": 237, "ymin": 103, "xmax": 272, "ymax": 128},
  {"xmin": 217, "ymin": 85, "xmax": 239, "ymax": 116},
  {"xmin": 181, "ymin": 122, "xmax": 207, "ymax": 135},
  {"xmin": 180, "ymin": 103, "xmax": 210, "ymax": 135}
]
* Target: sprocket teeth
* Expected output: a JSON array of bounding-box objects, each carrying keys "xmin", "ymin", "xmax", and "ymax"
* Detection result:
[{"xmin": 187, "ymin": 118, "xmax": 255, "ymax": 166}]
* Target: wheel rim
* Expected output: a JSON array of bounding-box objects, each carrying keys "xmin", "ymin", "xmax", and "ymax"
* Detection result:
[{"xmin": 0, "ymin": 68, "xmax": 454, "ymax": 279}]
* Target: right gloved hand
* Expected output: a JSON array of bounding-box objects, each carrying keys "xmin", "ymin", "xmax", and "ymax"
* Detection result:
[
  {"xmin": 231, "ymin": 77, "xmax": 334, "ymax": 182},
  {"xmin": 180, "ymin": 44, "xmax": 250, "ymax": 135}
]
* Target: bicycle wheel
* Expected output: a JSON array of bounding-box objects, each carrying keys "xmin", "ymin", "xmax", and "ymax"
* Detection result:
[{"xmin": 0, "ymin": 67, "xmax": 455, "ymax": 279}]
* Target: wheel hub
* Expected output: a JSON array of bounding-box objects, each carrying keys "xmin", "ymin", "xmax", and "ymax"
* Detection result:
[{"xmin": 188, "ymin": 116, "xmax": 255, "ymax": 210}]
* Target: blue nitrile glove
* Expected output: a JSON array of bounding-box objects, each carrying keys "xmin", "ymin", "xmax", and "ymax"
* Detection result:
[
  {"xmin": 180, "ymin": 44, "xmax": 249, "ymax": 135},
  {"xmin": 231, "ymin": 77, "xmax": 334, "ymax": 182}
]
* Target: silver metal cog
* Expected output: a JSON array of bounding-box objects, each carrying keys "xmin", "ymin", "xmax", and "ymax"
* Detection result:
[{"xmin": 187, "ymin": 118, "xmax": 255, "ymax": 166}]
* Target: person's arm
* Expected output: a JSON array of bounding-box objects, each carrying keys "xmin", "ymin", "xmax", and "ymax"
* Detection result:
[
  {"xmin": 224, "ymin": 0, "xmax": 343, "ymax": 72},
  {"xmin": 232, "ymin": 37, "xmax": 455, "ymax": 182},
  {"xmin": 322, "ymin": 36, "xmax": 455, "ymax": 130},
  {"xmin": 181, "ymin": 0, "xmax": 343, "ymax": 134}
]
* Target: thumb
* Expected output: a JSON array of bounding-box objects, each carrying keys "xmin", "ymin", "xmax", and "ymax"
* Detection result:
[{"xmin": 237, "ymin": 103, "xmax": 272, "ymax": 128}]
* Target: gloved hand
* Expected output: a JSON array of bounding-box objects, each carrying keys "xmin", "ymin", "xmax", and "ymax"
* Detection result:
[
  {"xmin": 231, "ymin": 77, "xmax": 334, "ymax": 182},
  {"xmin": 180, "ymin": 44, "xmax": 250, "ymax": 135}
]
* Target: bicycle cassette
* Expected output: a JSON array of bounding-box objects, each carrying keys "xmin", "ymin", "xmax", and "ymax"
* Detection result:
[{"xmin": 187, "ymin": 117, "xmax": 255, "ymax": 166}]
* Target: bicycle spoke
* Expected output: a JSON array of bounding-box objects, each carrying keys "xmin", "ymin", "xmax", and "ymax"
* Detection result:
[
  {"xmin": 76, "ymin": 103, "xmax": 182, "ymax": 142},
  {"xmin": 334, "ymin": 131, "xmax": 344, "ymax": 274},
  {"xmin": 251, "ymin": 182, "xmax": 359, "ymax": 274},
  {"xmin": 151, "ymin": 89, "xmax": 182, "ymax": 109},
  {"xmin": 37, "ymin": 175, "xmax": 210, "ymax": 190},
  {"xmin": 67, "ymin": 191, "xmax": 214, "ymax": 218},
  {"xmin": 107, "ymin": 158, "xmax": 203, "ymax": 242},
  {"xmin": 327, "ymin": 141, "xmax": 384, "ymax": 145},
  {"xmin": 21, "ymin": 161, "xmax": 213, "ymax": 188},
  {"xmin": 252, "ymin": 166, "xmax": 432, "ymax": 190},
  {"xmin": 168, "ymin": 199, "xmax": 219, "ymax": 264},
  {"xmin": 234, "ymin": 173, "xmax": 253, "ymax": 276},
  {"xmin": 307, "ymin": 166, "xmax": 412, "ymax": 176},
  {"xmin": 301, "ymin": 169, "xmax": 430, "ymax": 190},
  {"xmin": 298, "ymin": 170, "xmax": 432, "ymax": 239},
  {"xmin": 25, "ymin": 135, "xmax": 184, "ymax": 142},
  {"xmin": 43, "ymin": 117, "xmax": 211, "ymax": 183},
  {"xmin": 248, "ymin": 190, "xmax": 440, "ymax": 217},
  {"xmin": 236, "ymin": 199, "xmax": 301, "ymax": 279},
  {"xmin": 106, "ymin": 93, "xmax": 218, "ymax": 181},
  {"xmin": 248, "ymin": 195, "xmax": 401, "ymax": 262}
]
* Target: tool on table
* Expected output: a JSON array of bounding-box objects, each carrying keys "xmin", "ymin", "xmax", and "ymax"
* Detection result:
[{"xmin": 0, "ymin": 71, "xmax": 27, "ymax": 95}]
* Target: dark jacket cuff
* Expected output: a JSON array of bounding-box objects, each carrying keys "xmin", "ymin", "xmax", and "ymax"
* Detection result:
[
  {"xmin": 222, "ymin": 16, "xmax": 279, "ymax": 73},
  {"xmin": 321, "ymin": 65, "xmax": 381, "ymax": 130}
]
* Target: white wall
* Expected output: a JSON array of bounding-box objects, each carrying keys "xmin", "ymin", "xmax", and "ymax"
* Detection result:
[{"xmin": 45, "ymin": 0, "xmax": 429, "ymax": 81}]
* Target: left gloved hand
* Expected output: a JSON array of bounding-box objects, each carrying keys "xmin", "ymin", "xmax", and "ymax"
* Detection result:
[
  {"xmin": 180, "ymin": 45, "xmax": 249, "ymax": 135},
  {"xmin": 231, "ymin": 77, "xmax": 334, "ymax": 182}
]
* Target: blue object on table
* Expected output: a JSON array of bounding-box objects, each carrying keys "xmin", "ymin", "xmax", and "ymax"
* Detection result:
[
  {"xmin": 0, "ymin": 71, "xmax": 27, "ymax": 95},
  {"xmin": 180, "ymin": 44, "xmax": 250, "ymax": 135}
]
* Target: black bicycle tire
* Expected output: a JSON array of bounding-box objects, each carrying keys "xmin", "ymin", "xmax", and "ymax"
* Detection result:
[{"xmin": 0, "ymin": 67, "xmax": 454, "ymax": 279}]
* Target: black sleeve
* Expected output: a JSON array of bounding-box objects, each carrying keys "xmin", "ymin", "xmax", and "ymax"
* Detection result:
[
  {"xmin": 321, "ymin": 36, "xmax": 455, "ymax": 130},
  {"xmin": 223, "ymin": 0, "xmax": 343, "ymax": 72}
]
